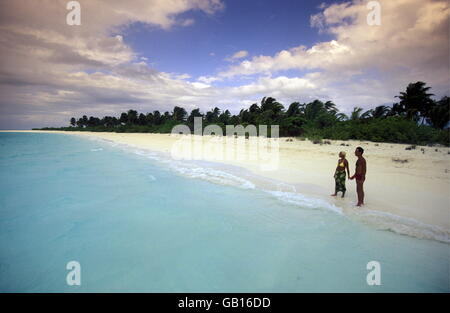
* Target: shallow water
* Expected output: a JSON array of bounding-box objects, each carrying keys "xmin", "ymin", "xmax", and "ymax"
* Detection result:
[{"xmin": 0, "ymin": 132, "xmax": 448, "ymax": 292}]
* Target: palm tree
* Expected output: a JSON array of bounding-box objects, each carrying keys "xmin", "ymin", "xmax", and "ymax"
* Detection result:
[
  {"xmin": 304, "ymin": 100, "xmax": 325, "ymax": 121},
  {"xmin": 145, "ymin": 112, "xmax": 154, "ymax": 125},
  {"xmin": 239, "ymin": 109, "xmax": 251, "ymax": 123},
  {"xmin": 335, "ymin": 113, "xmax": 348, "ymax": 121},
  {"xmin": 260, "ymin": 97, "xmax": 284, "ymax": 114},
  {"xmin": 219, "ymin": 110, "xmax": 231, "ymax": 124},
  {"xmin": 286, "ymin": 102, "xmax": 301, "ymax": 117},
  {"xmin": 396, "ymin": 81, "xmax": 434, "ymax": 123},
  {"xmin": 360, "ymin": 109, "xmax": 373, "ymax": 119},
  {"xmin": 371, "ymin": 105, "xmax": 391, "ymax": 119},
  {"xmin": 70, "ymin": 117, "xmax": 76, "ymax": 127},
  {"xmin": 103, "ymin": 116, "xmax": 118, "ymax": 127},
  {"xmin": 152, "ymin": 111, "xmax": 161, "ymax": 125},
  {"xmin": 187, "ymin": 108, "xmax": 203, "ymax": 125},
  {"xmin": 138, "ymin": 113, "xmax": 147, "ymax": 125},
  {"xmin": 428, "ymin": 96, "xmax": 450, "ymax": 129},
  {"xmin": 82, "ymin": 115, "xmax": 88, "ymax": 126},
  {"xmin": 163, "ymin": 111, "xmax": 171, "ymax": 123},
  {"xmin": 76, "ymin": 118, "xmax": 84, "ymax": 128},
  {"xmin": 172, "ymin": 106, "xmax": 187, "ymax": 122},
  {"xmin": 212, "ymin": 107, "xmax": 221, "ymax": 117},
  {"xmin": 119, "ymin": 112, "xmax": 128, "ymax": 125},
  {"xmin": 324, "ymin": 100, "xmax": 338, "ymax": 115},
  {"xmin": 350, "ymin": 107, "xmax": 364, "ymax": 120},
  {"xmin": 248, "ymin": 103, "xmax": 260, "ymax": 114},
  {"xmin": 205, "ymin": 107, "xmax": 220, "ymax": 123},
  {"xmin": 391, "ymin": 102, "xmax": 404, "ymax": 117},
  {"xmin": 127, "ymin": 110, "xmax": 138, "ymax": 124}
]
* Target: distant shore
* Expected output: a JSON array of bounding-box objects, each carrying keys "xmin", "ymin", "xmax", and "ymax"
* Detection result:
[{"xmin": 3, "ymin": 130, "xmax": 449, "ymax": 241}]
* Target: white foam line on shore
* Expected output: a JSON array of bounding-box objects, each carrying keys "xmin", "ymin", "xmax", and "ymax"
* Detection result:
[
  {"xmin": 347, "ymin": 208, "xmax": 450, "ymax": 243},
  {"xmin": 169, "ymin": 163, "xmax": 256, "ymax": 190},
  {"xmin": 265, "ymin": 190, "xmax": 344, "ymax": 215},
  {"xmin": 86, "ymin": 135, "xmax": 450, "ymax": 244}
]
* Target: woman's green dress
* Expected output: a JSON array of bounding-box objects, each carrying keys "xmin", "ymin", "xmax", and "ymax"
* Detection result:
[{"xmin": 334, "ymin": 170, "xmax": 346, "ymax": 192}]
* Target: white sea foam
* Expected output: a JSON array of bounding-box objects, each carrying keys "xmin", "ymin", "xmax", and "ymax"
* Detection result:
[
  {"xmin": 90, "ymin": 148, "xmax": 103, "ymax": 152},
  {"xmin": 93, "ymin": 138, "xmax": 255, "ymax": 189},
  {"xmin": 266, "ymin": 190, "xmax": 343, "ymax": 214},
  {"xmin": 346, "ymin": 208, "xmax": 450, "ymax": 243},
  {"xmin": 88, "ymin": 136, "xmax": 450, "ymax": 243},
  {"xmin": 130, "ymin": 144, "xmax": 449, "ymax": 242},
  {"xmin": 169, "ymin": 163, "xmax": 256, "ymax": 189},
  {"xmin": 267, "ymin": 189, "xmax": 449, "ymax": 242},
  {"xmin": 131, "ymin": 149, "xmax": 163, "ymax": 161}
]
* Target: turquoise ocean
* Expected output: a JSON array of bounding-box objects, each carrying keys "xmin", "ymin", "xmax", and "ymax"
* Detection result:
[{"xmin": 0, "ymin": 132, "xmax": 448, "ymax": 292}]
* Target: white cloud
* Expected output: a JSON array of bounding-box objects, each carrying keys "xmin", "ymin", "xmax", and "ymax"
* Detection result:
[
  {"xmin": 0, "ymin": 0, "xmax": 226, "ymax": 128},
  {"xmin": 219, "ymin": 0, "xmax": 449, "ymax": 111},
  {"xmin": 0, "ymin": 0, "xmax": 448, "ymax": 128},
  {"xmin": 230, "ymin": 76, "xmax": 318, "ymax": 97},
  {"xmin": 197, "ymin": 75, "xmax": 222, "ymax": 84},
  {"xmin": 180, "ymin": 19, "xmax": 195, "ymax": 27},
  {"xmin": 175, "ymin": 73, "xmax": 192, "ymax": 80},
  {"xmin": 190, "ymin": 82, "xmax": 211, "ymax": 89},
  {"xmin": 225, "ymin": 50, "xmax": 249, "ymax": 62}
]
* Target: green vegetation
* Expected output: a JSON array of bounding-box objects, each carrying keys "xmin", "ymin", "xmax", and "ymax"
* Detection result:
[{"xmin": 37, "ymin": 81, "xmax": 449, "ymax": 145}]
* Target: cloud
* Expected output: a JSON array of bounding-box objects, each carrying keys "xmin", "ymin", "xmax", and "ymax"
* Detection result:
[
  {"xmin": 222, "ymin": 0, "xmax": 449, "ymax": 80},
  {"xmin": 230, "ymin": 76, "xmax": 318, "ymax": 98},
  {"xmin": 197, "ymin": 75, "xmax": 222, "ymax": 84},
  {"xmin": 0, "ymin": 0, "xmax": 448, "ymax": 129},
  {"xmin": 175, "ymin": 73, "xmax": 192, "ymax": 80},
  {"xmin": 225, "ymin": 50, "xmax": 249, "ymax": 62},
  {"xmin": 219, "ymin": 0, "xmax": 449, "ymax": 111},
  {"xmin": 180, "ymin": 18, "xmax": 195, "ymax": 27},
  {"xmin": 0, "ymin": 0, "xmax": 225, "ymax": 128}
]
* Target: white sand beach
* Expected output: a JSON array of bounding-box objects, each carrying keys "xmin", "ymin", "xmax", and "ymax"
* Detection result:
[{"xmin": 6, "ymin": 130, "xmax": 450, "ymax": 240}]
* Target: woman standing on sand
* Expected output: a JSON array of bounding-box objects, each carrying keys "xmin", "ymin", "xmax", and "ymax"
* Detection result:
[{"xmin": 331, "ymin": 151, "xmax": 350, "ymax": 198}]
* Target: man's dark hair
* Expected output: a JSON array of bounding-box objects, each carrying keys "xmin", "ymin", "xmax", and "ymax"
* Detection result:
[{"xmin": 356, "ymin": 146, "xmax": 364, "ymax": 154}]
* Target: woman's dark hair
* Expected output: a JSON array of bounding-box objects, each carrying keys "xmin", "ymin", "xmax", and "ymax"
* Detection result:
[{"xmin": 356, "ymin": 146, "xmax": 364, "ymax": 154}]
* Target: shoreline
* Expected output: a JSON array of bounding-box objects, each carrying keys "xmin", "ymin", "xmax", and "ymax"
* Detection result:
[{"xmin": 3, "ymin": 130, "xmax": 449, "ymax": 242}]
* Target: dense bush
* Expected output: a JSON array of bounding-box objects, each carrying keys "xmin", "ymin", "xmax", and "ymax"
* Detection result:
[{"xmin": 307, "ymin": 117, "xmax": 448, "ymax": 145}]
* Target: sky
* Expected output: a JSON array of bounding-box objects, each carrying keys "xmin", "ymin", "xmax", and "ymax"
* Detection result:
[{"xmin": 0, "ymin": 0, "xmax": 448, "ymax": 129}]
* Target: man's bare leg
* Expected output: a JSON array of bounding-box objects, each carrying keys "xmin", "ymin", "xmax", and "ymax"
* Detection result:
[{"xmin": 356, "ymin": 181, "xmax": 364, "ymax": 206}]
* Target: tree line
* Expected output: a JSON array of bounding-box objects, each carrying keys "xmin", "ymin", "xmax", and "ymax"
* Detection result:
[{"xmin": 39, "ymin": 81, "xmax": 449, "ymax": 145}]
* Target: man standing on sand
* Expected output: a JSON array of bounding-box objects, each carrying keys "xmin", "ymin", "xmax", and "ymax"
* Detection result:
[{"xmin": 350, "ymin": 147, "xmax": 366, "ymax": 206}]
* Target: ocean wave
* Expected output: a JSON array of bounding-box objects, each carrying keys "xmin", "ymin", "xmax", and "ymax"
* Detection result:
[
  {"xmin": 346, "ymin": 208, "xmax": 450, "ymax": 243},
  {"xmin": 169, "ymin": 163, "xmax": 256, "ymax": 190},
  {"xmin": 130, "ymin": 149, "xmax": 164, "ymax": 162},
  {"xmin": 266, "ymin": 189, "xmax": 449, "ymax": 242},
  {"xmin": 266, "ymin": 190, "xmax": 343, "ymax": 214},
  {"xmin": 95, "ymin": 138, "xmax": 255, "ymax": 189},
  {"xmin": 128, "ymin": 144, "xmax": 449, "ymax": 243},
  {"xmin": 89, "ymin": 136, "xmax": 450, "ymax": 243}
]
